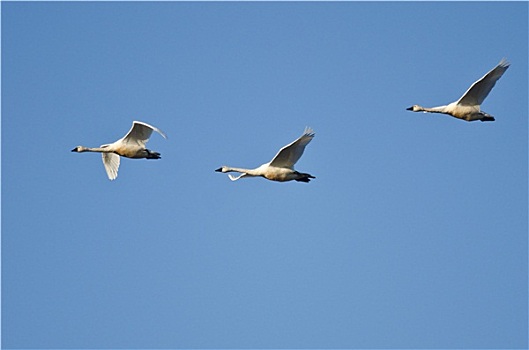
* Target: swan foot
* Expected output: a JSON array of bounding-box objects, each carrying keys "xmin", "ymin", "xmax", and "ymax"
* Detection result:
[
  {"xmin": 295, "ymin": 174, "xmax": 315, "ymax": 183},
  {"xmin": 146, "ymin": 150, "xmax": 161, "ymax": 159},
  {"xmin": 479, "ymin": 116, "xmax": 495, "ymax": 122},
  {"xmin": 477, "ymin": 112, "xmax": 495, "ymax": 122}
]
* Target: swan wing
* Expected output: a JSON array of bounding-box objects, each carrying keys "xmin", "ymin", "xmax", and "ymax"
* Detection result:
[
  {"xmin": 101, "ymin": 152, "xmax": 120, "ymax": 180},
  {"xmin": 456, "ymin": 58, "xmax": 510, "ymax": 106},
  {"xmin": 121, "ymin": 121, "xmax": 167, "ymax": 147},
  {"xmin": 228, "ymin": 173, "xmax": 247, "ymax": 181},
  {"xmin": 269, "ymin": 127, "xmax": 315, "ymax": 169}
]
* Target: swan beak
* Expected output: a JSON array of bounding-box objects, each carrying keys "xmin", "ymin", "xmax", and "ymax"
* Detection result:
[
  {"xmin": 406, "ymin": 106, "xmax": 413, "ymax": 111},
  {"xmin": 71, "ymin": 148, "xmax": 77, "ymax": 152},
  {"xmin": 215, "ymin": 167, "xmax": 222, "ymax": 172}
]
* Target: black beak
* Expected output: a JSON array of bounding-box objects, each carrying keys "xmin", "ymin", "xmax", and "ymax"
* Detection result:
[
  {"xmin": 406, "ymin": 106, "xmax": 413, "ymax": 111},
  {"xmin": 71, "ymin": 148, "xmax": 77, "ymax": 152},
  {"xmin": 215, "ymin": 167, "xmax": 222, "ymax": 172}
]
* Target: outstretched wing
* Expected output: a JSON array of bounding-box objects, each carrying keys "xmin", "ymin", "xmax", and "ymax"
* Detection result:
[
  {"xmin": 121, "ymin": 121, "xmax": 167, "ymax": 147},
  {"xmin": 101, "ymin": 151, "xmax": 120, "ymax": 180},
  {"xmin": 269, "ymin": 127, "xmax": 315, "ymax": 169},
  {"xmin": 456, "ymin": 58, "xmax": 510, "ymax": 106}
]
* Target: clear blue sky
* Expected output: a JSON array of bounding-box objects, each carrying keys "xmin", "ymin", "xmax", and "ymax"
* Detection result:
[{"xmin": 2, "ymin": 1, "xmax": 527, "ymax": 349}]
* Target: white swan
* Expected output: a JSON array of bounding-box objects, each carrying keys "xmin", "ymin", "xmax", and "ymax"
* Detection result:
[
  {"xmin": 216, "ymin": 127, "xmax": 316, "ymax": 183},
  {"xmin": 407, "ymin": 58, "xmax": 510, "ymax": 122},
  {"xmin": 72, "ymin": 121, "xmax": 167, "ymax": 180}
]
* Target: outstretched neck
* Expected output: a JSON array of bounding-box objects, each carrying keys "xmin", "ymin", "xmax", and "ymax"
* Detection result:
[
  {"xmin": 420, "ymin": 105, "xmax": 449, "ymax": 114},
  {"xmin": 74, "ymin": 145, "xmax": 114, "ymax": 153},
  {"xmin": 224, "ymin": 166, "xmax": 261, "ymax": 176}
]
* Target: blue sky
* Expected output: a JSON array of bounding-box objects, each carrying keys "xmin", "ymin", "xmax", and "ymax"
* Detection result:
[{"xmin": 2, "ymin": 1, "xmax": 527, "ymax": 349}]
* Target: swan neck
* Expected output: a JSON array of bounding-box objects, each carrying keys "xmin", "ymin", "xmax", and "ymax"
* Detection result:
[
  {"xmin": 226, "ymin": 167, "xmax": 260, "ymax": 176},
  {"xmin": 82, "ymin": 146, "xmax": 113, "ymax": 153},
  {"xmin": 423, "ymin": 105, "xmax": 448, "ymax": 113}
]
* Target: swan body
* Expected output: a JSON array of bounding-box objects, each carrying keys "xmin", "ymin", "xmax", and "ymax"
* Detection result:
[
  {"xmin": 407, "ymin": 58, "xmax": 510, "ymax": 122},
  {"xmin": 72, "ymin": 121, "xmax": 167, "ymax": 180},
  {"xmin": 216, "ymin": 127, "xmax": 315, "ymax": 183}
]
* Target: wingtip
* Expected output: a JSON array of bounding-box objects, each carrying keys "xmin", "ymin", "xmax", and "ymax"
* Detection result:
[
  {"xmin": 153, "ymin": 125, "xmax": 168, "ymax": 139},
  {"xmin": 133, "ymin": 120, "xmax": 168, "ymax": 139},
  {"xmin": 303, "ymin": 126, "xmax": 315, "ymax": 137},
  {"xmin": 498, "ymin": 57, "xmax": 510, "ymax": 69},
  {"xmin": 228, "ymin": 174, "xmax": 239, "ymax": 181}
]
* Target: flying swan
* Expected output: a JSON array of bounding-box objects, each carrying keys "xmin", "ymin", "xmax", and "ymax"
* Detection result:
[
  {"xmin": 72, "ymin": 121, "xmax": 167, "ymax": 180},
  {"xmin": 407, "ymin": 58, "xmax": 510, "ymax": 122},
  {"xmin": 216, "ymin": 127, "xmax": 316, "ymax": 183}
]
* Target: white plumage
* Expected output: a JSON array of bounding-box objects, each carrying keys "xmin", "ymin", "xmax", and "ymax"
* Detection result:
[
  {"xmin": 407, "ymin": 58, "xmax": 510, "ymax": 122},
  {"xmin": 72, "ymin": 121, "xmax": 167, "ymax": 180},
  {"xmin": 216, "ymin": 127, "xmax": 316, "ymax": 183}
]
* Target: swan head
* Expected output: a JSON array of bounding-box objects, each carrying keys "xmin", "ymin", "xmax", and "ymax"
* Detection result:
[
  {"xmin": 406, "ymin": 105, "xmax": 423, "ymax": 112},
  {"xmin": 71, "ymin": 146, "xmax": 88, "ymax": 152},
  {"xmin": 215, "ymin": 166, "xmax": 227, "ymax": 173}
]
